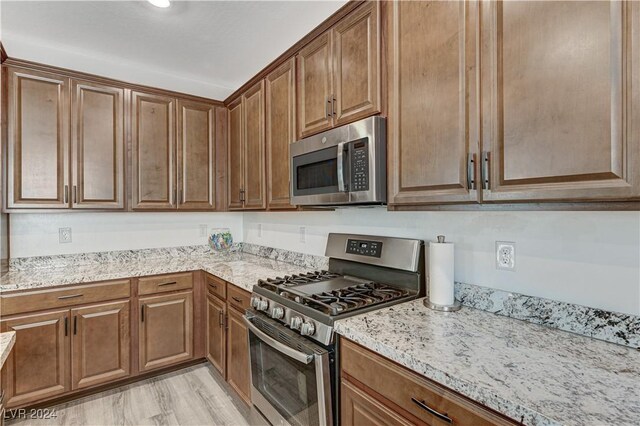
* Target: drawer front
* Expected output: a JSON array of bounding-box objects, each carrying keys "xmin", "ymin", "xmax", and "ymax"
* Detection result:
[
  {"xmin": 341, "ymin": 339, "xmax": 516, "ymax": 426},
  {"xmin": 1, "ymin": 280, "xmax": 131, "ymax": 316},
  {"xmin": 138, "ymin": 272, "xmax": 193, "ymax": 296},
  {"xmin": 226, "ymin": 285, "xmax": 250, "ymax": 312},
  {"xmin": 205, "ymin": 274, "xmax": 226, "ymax": 300}
]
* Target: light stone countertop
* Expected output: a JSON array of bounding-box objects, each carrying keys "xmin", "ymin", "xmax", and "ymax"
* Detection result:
[
  {"xmin": 335, "ymin": 298, "xmax": 640, "ymax": 426},
  {"xmin": 0, "ymin": 331, "xmax": 16, "ymax": 368},
  {"xmin": 0, "ymin": 251, "xmax": 310, "ymax": 294}
]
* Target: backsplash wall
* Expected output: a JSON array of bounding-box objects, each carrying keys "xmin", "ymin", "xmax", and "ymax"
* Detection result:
[
  {"xmin": 9, "ymin": 212, "xmax": 242, "ymax": 258},
  {"xmin": 243, "ymin": 209, "xmax": 640, "ymax": 316}
]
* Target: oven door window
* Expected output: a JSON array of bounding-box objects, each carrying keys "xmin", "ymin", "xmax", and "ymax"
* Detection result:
[
  {"xmin": 292, "ymin": 146, "xmax": 341, "ymax": 196},
  {"xmin": 249, "ymin": 331, "xmax": 321, "ymax": 426}
]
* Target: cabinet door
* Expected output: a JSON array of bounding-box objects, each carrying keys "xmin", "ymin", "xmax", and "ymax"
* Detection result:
[
  {"xmin": 266, "ymin": 59, "xmax": 296, "ymax": 209},
  {"xmin": 206, "ymin": 294, "xmax": 226, "ymax": 375},
  {"xmin": 333, "ymin": 1, "xmax": 381, "ymax": 126},
  {"xmin": 388, "ymin": 1, "xmax": 479, "ymax": 206},
  {"xmin": 71, "ymin": 80, "xmax": 125, "ymax": 209},
  {"xmin": 177, "ymin": 99, "xmax": 216, "ymax": 210},
  {"xmin": 1, "ymin": 310, "xmax": 69, "ymax": 408},
  {"xmin": 297, "ymin": 32, "xmax": 334, "ymax": 137},
  {"xmin": 481, "ymin": 1, "xmax": 640, "ymax": 202},
  {"xmin": 226, "ymin": 306, "xmax": 251, "ymax": 404},
  {"xmin": 242, "ymin": 81, "xmax": 266, "ymax": 210},
  {"xmin": 341, "ymin": 379, "xmax": 414, "ymax": 426},
  {"xmin": 139, "ymin": 291, "xmax": 193, "ymax": 372},
  {"xmin": 6, "ymin": 67, "xmax": 69, "ymax": 209},
  {"xmin": 71, "ymin": 301, "xmax": 130, "ymax": 390},
  {"xmin": 131, "ymin": 91, "xmax": 176, "ymax": 210},
  {"xmin": 227, "ymin": 98, "xmax": 244, "ymax": 210}
]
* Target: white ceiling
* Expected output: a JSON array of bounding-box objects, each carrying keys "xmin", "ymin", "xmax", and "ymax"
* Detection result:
[{"xmin": 0, "ymin": 0, "xmax": 346, "ymax": 100}]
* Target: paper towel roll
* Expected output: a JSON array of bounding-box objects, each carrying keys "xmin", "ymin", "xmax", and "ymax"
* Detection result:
[{"xmin": 428, "ymin": 239, "xmax": 455, "ymax": 306}]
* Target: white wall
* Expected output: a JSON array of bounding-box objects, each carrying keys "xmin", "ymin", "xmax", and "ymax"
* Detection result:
[
  {"xmin": 9, "ymin": 212, "xmax": 242, "ymax": 258},
  {"xmin": 244, "ymin": 209, "xmax": 640, "ymax": 316}
]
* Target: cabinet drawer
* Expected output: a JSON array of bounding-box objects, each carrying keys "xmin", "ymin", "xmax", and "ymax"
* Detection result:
[
  {"xmin": 205, "ymin": 274, "xmax": 226, "ymax": 300},
  {"xmin": 138, "ymin": 272, "xmax": 193, "ymax": 295},
  {"xmin": 341, "ymin": 339, "xmax": 516, "ymax": 426},
  {"xmin": 227, "ymin": 285, "xmax": 250, "ymax": 312},
  {"xmin": 1, "ymin": 280, "xmax": 131, "ymax": 316}
]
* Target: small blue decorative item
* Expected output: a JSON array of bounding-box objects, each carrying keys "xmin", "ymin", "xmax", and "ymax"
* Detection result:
[{"xmin": 209, "ymin": 228, "xmax": 233, "ymax": 251}]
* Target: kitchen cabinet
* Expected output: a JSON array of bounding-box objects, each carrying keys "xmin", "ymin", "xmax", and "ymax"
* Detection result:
[
  {"xmin": 480, "ymin": 0, "xmax": 640, "ymax": 202},
  {"xmin": 227, "ymin": 81, "xmax": 266, "ymax": 210},
  {"xmin": 71, "ymin": 301, "xmax": 130, "ymax": 390},
  {"xmin": 1, "ymin": 310, "xmax": 69, "ymax": 408},
  {"xmin": 71, "ymin": 80, "xmax": 125, "ymax": 209},
  {"xmin": 206, "ymin": 292, "xmax": 226, "ymax": 375},
  {"xmin": 5, "ymin": 67, "xmax": 70, "ymax": 209},
  {"xmin": 387, "ymin": 1, "xmax": 480, "ymax": 206},
  {"xmin": 266, "ymin": 58, "xmax": 296, "ymax": 209},
  {"xmin": 226, "ymin": 305, "xmax": 251, "ymax": 404},
  {"xmin": 297, "ymin": 1, "xmax": 380, "ymax": 138},
  {"xmin": 340, "ymin": 338, "xmax": 517, "ymax": 426},
  {"xmin": 138, "ymin": 291, "xmax": 193, "ymax": 372}
]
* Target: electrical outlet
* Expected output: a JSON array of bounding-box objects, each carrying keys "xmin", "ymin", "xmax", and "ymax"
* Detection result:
[
  {"xmin": 59, "ymin": 227, "xmax": 72, "ymax": 244},
  {"xmin": 199, "ymin": 224, "xmax": 208, "ymax": 237},
  {"xmin": 299, "ymin": 226, "xmax": 306, "ymax": 243},
  {"xmin": 258, "ymin": 223, "xmax": 263, "ymax": 238},
  {"xmin": 496, "ymin": 241, "xmax": 515, "ymax": 271}
]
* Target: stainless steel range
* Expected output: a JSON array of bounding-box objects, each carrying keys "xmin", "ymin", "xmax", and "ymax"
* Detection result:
[{"xmin": 244, "ymin": 233, "xmax": 425, "ymax": 426}]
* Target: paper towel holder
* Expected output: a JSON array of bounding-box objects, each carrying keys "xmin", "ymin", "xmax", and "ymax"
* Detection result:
[{"xmin": 425, "ymin": 235, "xmax": 462, "ymax": 312}]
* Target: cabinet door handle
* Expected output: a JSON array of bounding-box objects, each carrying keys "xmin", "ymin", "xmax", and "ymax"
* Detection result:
[
  {"xmin": 232, "ymin": 296, "xmax": 243, "ymax": 304},
  {"xmin": 180, "ymin": 189, "xmax": 185, "ymax": 204},
  {"xmin": 64, "ymin": 185, "xmax": 69, "ymax": 204},
  {"xmin": 326, "ymin": 96, "xmax": 331, "ymax": 118},
  {"xmin": 467, "ymin": 153, "xmax": 476, "ymax": 190},
  {"xmin": 219, "ymin": 311, "xmax": 224, "ymax": 327},
  {"xmin": 481, "ymin": 151, "xmax": 490, "ymax": 190},
  {"xmin": 332, "ymin": 95, "xmax": 336, "ymax": 117},
  {"xmin": 141, "ymin": 305, "xmax": 145, "ymax": 322},
  {"xmin": 208, "ymin": 283, "xmax": 217, "ymax": 290},
  {"xmin": 158, "ymin": 281, "xmax": 177, "ymax": 287},
  {"xmin": 239, "ymin": 189, "xmax": 245, "ymax": 203},
  {"xmin": 72, "ymin": 185, "xmax": 77, "ymax": 204},
  {"xmin": 73, "ymin": 316, "xmax": 77, "ymax": 335},
  {"xmin": 58, "ymin": 294, "xmax": 83, "ymax": 300},
  {"xmin": 411, "ymin": 397, "xmax": 453, "ymax": 424},
  {"xmin": 64, "ymin": 316, "xmax": 68, "ymax": 336}
]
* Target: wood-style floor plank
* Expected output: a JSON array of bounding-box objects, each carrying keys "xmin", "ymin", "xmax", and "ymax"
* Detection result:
[{"xmin": 6, "ymin": 364, "xmax": 268, "ymax": 426}]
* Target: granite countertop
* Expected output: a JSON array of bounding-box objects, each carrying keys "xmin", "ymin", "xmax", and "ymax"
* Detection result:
[
  {"xmin": 0, "ymin": 251, "xmax": 309, "ymax": 294},
  {"xmin": 0, "ymin": 331, "xmax": 16, "ymax": 368},
  {"xmin": 335, "ymin": 298, "xmax": 640, "ymax": 426}
]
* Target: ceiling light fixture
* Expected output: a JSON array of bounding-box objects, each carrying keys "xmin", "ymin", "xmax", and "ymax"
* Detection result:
[{"xmin": 147, "ymin": 0, "xmax": 170, "ymax": 8}]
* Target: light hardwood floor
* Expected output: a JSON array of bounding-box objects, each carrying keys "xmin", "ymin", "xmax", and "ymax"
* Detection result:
[{"xmin": 6, "ymin": 363, "xmax": 268, "ymax": 426}]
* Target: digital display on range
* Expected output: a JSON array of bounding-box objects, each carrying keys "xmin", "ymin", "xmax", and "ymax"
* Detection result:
[{"xmin": 346, "ymin": 239, "xmax": 382, "ymax": 257}]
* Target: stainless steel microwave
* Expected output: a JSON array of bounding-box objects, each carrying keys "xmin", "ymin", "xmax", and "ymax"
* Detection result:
[{"xmin": 290, "ymin": 116, "xmax": 386, "ymax": 206}]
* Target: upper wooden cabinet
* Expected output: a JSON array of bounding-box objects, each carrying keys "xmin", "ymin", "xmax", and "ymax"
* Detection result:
[
  {"xmin": 297, "ymin": 1, "xmax": 381, "ymax": 138},
  {"xmin": 5, "ymin": 67, "xmax": 70, "ymax": 209},
  {"xmin": 177, "ymin": 99, "xmax": 216, "ymax": 209},
  {"xmin": 71, "ymin": 80, "xmax": 125, "ymax": 209},
  {"xmin": 266, "ymin": 59, "xmax": 296, "ymax": 210},
  {"xmin": 480, "ymin": 0, "xmax": 640, "ymax": 202},
  {"xmin": 227, "ymin": 81, "xmax": 266, "ymax": 210},
  {"xmin": 387, "ymin": 1, "xmax": 479, "ymax": 206}
]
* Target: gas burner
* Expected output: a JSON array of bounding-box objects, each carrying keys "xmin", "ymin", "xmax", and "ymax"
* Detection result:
[
  {"xmin": 307, "ymin": 282, "xmax": 410, "ymax": 315},
  {"xmin": 258, "ymin": 270, "xmax": 341, "ymax": 291}
]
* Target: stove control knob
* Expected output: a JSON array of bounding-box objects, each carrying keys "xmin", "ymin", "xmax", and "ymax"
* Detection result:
[
  {"xmin": 271, "ymin": 306, "xmax": 284, "ymax": 320},
  {"xmin": 289, "ymin": 316, "xmax": 303, "ymax": 330},
  {"xmin": 300, "ymin": 321, "xmax": 316, "ymax": 336},
  {"xmin": 252, "ymin": 298, "xmax": 269, "ymax": 311},
  {"xmin": 250, "ymin": 296, "xmax": 260, "ymax": 309}
]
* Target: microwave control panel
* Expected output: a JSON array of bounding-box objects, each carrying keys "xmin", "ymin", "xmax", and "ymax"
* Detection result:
[
  {"xmin": 350, "ymin": 138, "xmax": 369, "ymax": 191},
  {"xmin": 346, "ymin": 239, "xmax": 382, "ymax": 257}
]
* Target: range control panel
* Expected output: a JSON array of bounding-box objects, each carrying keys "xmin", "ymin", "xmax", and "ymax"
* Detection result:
[
  {"xmin": 346, "ymin": 239, "xmax": 383, "ymax": 258},
  {"xmin": 349, "ymin": 138, "xmax": 369, "ymax": 192}
]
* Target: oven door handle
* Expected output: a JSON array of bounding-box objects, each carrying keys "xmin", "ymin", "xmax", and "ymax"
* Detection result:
[
  {"xmin": 337, "ymin": 141, "xmax": 347, "ymax": 192},
  {"xmin": 243, "ymin": 316, "xmax": 314, "ymax": 364}
]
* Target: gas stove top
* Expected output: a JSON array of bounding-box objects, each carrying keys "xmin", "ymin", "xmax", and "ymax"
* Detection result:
[{"xmin": 249, "ymin": 234, "xmax": 425, "ymax": 345}]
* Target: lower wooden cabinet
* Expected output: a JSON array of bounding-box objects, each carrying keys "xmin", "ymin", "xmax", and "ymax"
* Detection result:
[
  {"xmin": 225, "ymin": 306, "xmax": 251, "ymax": 404},
  {"xmin": 139, "ymin": 291, "xmax": 193, "ymax": 372},
  {"xmin": 71, "ymin": 301, "xmax": 130, "ymax": 390},
  {"xmin": 206, "ymin": 293, "xmax": 226, "ymax": 374},
  {"xmin": 341, "ymin": 379, "xmax": 414, "ymax": 426},
  {"xmin": 1, "ymin": 310, "xmax": 68, "ymax": 408}
]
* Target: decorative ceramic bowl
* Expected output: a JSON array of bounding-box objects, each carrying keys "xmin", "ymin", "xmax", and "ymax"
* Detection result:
[{"xmin": 209, "ymin": 228, "xmax": 233, "ymax": 251}]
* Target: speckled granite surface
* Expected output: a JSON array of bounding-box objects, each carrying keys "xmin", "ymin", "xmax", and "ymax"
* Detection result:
[
  {"xmin": 335, "ymin": 298, "xmax": 640, "ymax": 426},
  {"xmin": 0, "ymin": 331, "xmax": 16, "ymax": 368}
]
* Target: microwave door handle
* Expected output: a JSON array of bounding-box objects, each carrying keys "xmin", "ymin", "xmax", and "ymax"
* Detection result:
[
  {"xmin": 243, "ymin": 316, "xmax": 314, "ymax": 364},
  {"xmin": 337, "ymin": 141, "xmax": 347, "ymax": 192}
]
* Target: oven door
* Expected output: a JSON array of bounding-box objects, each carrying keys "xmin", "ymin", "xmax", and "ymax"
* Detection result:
[{"xmin": 244, "ymin": 313, "xmax": 333, "ymax": 426}]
